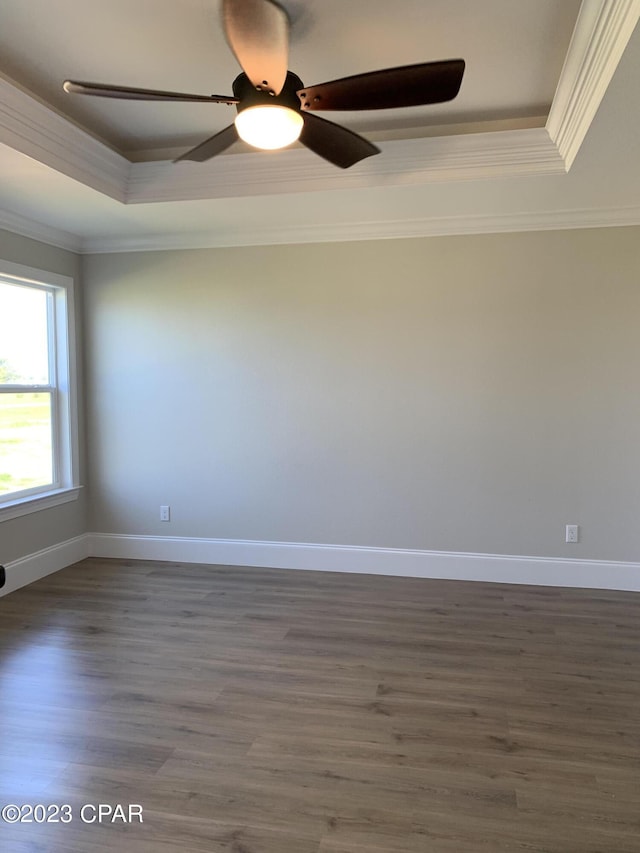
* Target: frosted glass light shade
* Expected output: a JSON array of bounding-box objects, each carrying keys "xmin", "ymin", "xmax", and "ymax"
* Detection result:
[{"xmin": 234, "ymin": 105, "xmax": 304, "ymax": 150}]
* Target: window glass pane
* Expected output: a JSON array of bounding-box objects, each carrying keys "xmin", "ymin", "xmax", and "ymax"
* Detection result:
[
  {"xmin": 0, "ymin": 282, "xmax": 50, "ymax": 385},
  {"xmin": 0, "ymin": 392, "xmax": 53, "ymax": 496}
]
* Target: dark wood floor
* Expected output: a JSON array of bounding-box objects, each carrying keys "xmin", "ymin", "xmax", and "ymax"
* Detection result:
[{"xmin": 1, "ymin": 559, "xmax": 640, "ymax": 852}]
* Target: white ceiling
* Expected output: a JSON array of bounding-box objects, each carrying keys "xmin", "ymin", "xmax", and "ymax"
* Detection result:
[{"xmin": 0, "ymin": 0, "xmax": 639, "ymax": 253}]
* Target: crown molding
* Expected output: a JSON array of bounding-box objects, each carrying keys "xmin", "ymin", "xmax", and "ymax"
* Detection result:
[
  {"xmin": 80, "ymin": 204, "xmax": 640, "ymax": 253},
  {"xmin": 0, "ymin": 73, "xmax": 128, "ymax": 201},
  {"xmin": 546, "ymin": 0, "xmax": 640, "ymax": 168},
  {"xmin": 0, "ymin": 208, "xmax": 82, "ymax": 253},
  {"xmin": 125, "ymin": 127, "xmax": 564, "ymax": 203},
  {"xmin": 3, "ymin": 198, "xmax": 639, "ymax": 257}
]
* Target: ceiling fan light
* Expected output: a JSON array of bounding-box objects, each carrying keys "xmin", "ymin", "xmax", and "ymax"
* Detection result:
[{"xmin": 234, "ymin": 105, "xmax": 303, "ymax": 150}]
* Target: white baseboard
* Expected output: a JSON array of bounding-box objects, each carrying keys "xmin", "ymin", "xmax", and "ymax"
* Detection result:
[
  {"xmin": 88, "ymin": 533, "xmax": 640, "ymax": 592},
  {"xmin": 2, "ymin": 532, "xmax": 638, "ymax": 595},
  {"xmin": 1, "ymin": 533, "xmax": 91, "ymax": 597}
]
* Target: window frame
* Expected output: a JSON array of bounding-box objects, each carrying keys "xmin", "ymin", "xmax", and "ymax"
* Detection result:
[{"xmin": 0, "ymin": 260, "xmax": 81, "ymax": 521}]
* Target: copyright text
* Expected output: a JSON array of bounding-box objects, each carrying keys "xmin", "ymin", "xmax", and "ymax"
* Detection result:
[{"xmin": 1, "ymin": 804, "xmax": 144, "ymax": 824}]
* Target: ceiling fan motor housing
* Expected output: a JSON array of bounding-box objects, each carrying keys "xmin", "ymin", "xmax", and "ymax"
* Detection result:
[{"xmin": 232, "ymin": 71, "xmax": 304, "ymax": 114}]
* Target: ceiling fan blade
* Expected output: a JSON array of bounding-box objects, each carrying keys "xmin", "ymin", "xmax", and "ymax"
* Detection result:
[
  {"xmin": 221, "ymin": 0, "xmax": 289, "ymax": 95},
  {"xmin": 174, "ymin": 124, "xmax": 239, "ymax": 162},
  {"xmin": 297, "ymin": 59, "xmax": 465, "ymax": 111},
  {"xmin": 300, "ymin": 113, "xmax": 379, "ymax": 169},
  {"xmin": 63, "ymin": 80, "xmax": 238, "ymax": 104}
]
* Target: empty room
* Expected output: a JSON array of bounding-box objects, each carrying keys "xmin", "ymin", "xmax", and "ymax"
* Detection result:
[{"xmin": 1, "ymin": 1, "xmax": 640, "ymax": 851}]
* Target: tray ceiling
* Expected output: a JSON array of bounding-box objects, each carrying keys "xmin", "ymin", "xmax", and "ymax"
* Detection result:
[
  {"xmin": 0, "ymin": 1, "xmax": 639, "ymax": 253},
  {"xmin": 1, "ymin": 0, "xmax": 580, "ymax": 156}
]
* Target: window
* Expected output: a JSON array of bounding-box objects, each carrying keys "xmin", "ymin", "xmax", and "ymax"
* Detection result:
[{"xmin": 0, "ymin": 261, "xmax": 80, "ymax": 520}]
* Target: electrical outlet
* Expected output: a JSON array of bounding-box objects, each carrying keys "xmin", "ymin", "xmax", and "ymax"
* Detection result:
[
  {"xmin": 565, "ymin": 524, "xmax": 579, "ymax": 543},
  {"xmin": 160, "ymin": 505, "xmax": 170, "ymax": 522}
]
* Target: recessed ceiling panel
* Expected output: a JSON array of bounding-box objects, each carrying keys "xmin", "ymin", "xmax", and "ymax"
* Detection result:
[{"xmin": 0, "ymin": 0, "xmax": 581, "ymax": 156}]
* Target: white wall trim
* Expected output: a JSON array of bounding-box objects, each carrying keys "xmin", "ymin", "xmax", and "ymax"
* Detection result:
[
  {"xmin": 2, "ymin": 533, "xmax": 638, "ymax": 596},
  {"xmin": 0, "ymin": 208, "xmax": 82, "ymax": 253},
  {"xmin": 81, "ymin": 204, "xmax": 640, "ymax": 253},
  {"xmin": 0, "ymin": 74, "xmax": 128, "ymax": 202},
  {"xmin": 125, "ymin": 127, "xmax": 565, "ymax": 204},
  {"xmin": 0, "ymin": 486, "xmax": 82, "ymax": 523},
  {"xmin": 1, "ymin": 534, "xmax": 90, "ymax": 597},
  {"xmin": 3, "ymin": 201, "xmax": 640, "ymax": 256},
  {"xmin": 547, "ymin": 0, "xmax": 640, "ymax": 169},
  {"xmin": 89, "ymin": 533, "xmax": 640, "ymax": 592}
]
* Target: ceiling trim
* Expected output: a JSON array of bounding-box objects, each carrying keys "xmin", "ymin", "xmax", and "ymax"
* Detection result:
[
  {"xmin": 126, "ymin": 128, "xmax": 564, "ymax": 203},
  {"xmin": 0, "ymin": 74, "xmax": 128, "ymax": 202},
  {"xmin": 81, "ymin": 204, "xmax": 640, "ymax": 254},
  {"xmin": 0, "ymin": 207, "xmax": 82, "ymax": 253},
  {"xmin": 547, "ymin": 0, "xmax": 640, "ymax": 169}
]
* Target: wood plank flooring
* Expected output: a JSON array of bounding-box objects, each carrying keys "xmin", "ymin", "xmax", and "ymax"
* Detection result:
[{"xmin": 1, "ymin": 558, "xmax": 639, "ymax": 852}]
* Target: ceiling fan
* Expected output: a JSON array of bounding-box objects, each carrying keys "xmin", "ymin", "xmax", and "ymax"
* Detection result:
[{"xmin": 63, "ymin": 0, "xmax": 465, "ymax": 169}]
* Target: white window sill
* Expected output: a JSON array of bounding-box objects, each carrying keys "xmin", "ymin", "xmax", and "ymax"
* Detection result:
[{"xmin": 0, "ymin": 486, "xmax": 83, "ymax": 522}]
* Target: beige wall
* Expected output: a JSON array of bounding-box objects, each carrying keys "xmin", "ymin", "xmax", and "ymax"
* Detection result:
[
  {"xmin": 83, "ymin": 227, "xmax": 640, "ymax": 563},
  {"xmin": 0, "ymin": 229, "xmax": 87, "ymax": 565}
]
